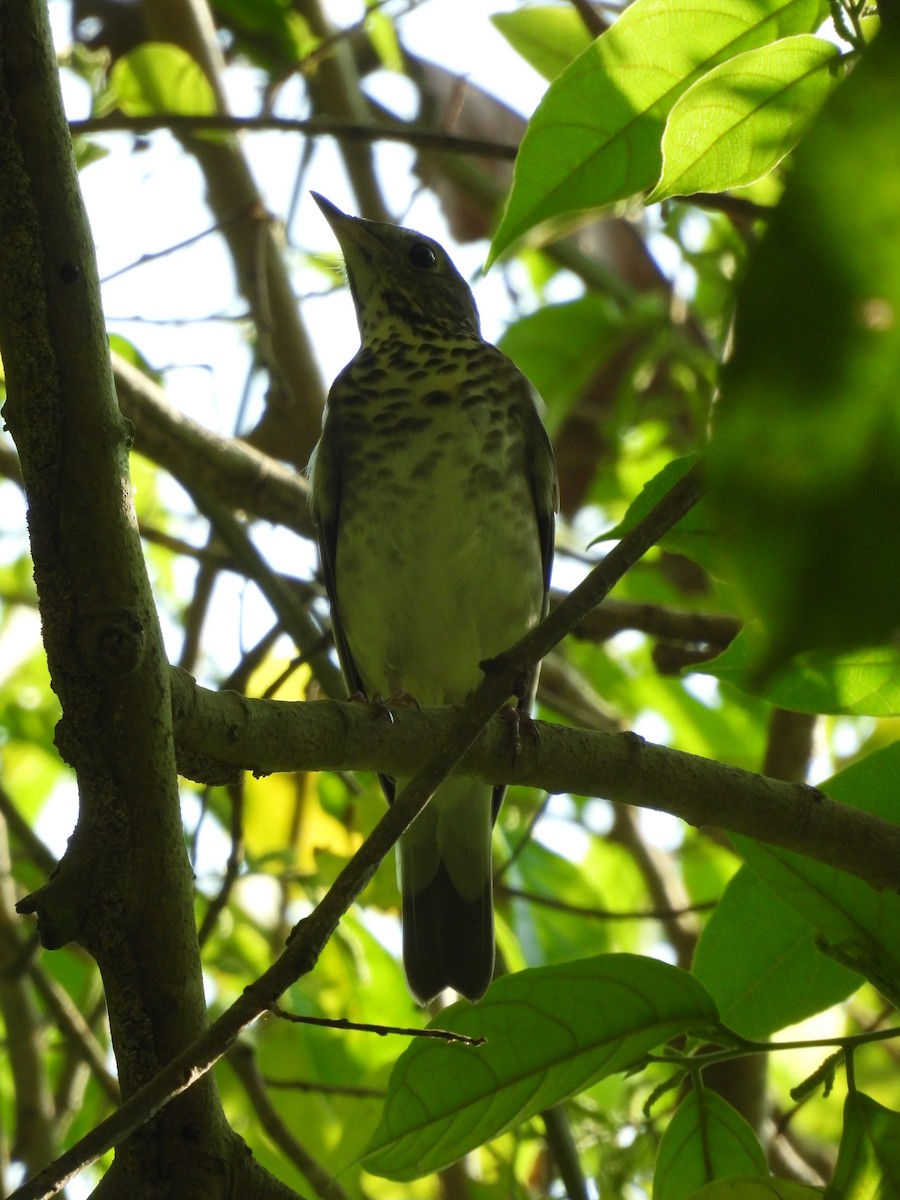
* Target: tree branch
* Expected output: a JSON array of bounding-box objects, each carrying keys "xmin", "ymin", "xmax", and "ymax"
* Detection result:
[
  {"xmin": 0, "ymin": 1, "xmax": 300, "ymax": 1195},
  {"xmin": 168, "ymin": 677, "xmax": 900, "ymax": 895}
]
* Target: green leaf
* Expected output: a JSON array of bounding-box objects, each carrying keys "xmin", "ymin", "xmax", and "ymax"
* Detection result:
[
  {"xmin": 592, "ymin": 454, "xmax": 701, "ymax": 544},
  {"xmin": 708, "ymin": 25, "xmax": 900, "ymax": 663},
  {"xmin": 650, "ymin": 36, "xmax": 842, "ymax": 201},
  {"xmin": 111, "ymin": 43, "xmax": 217, "ymax": 116},
  {"xmin": 734, "ymin": 742, "xmax": 900, "ymax": 1004},
  {"xmin": 702, "ymin": 624, "xmax": 900, "ymax": 716},
  {"xmin": 689, "ymin": 1179, "xmax": 825, "ymax": 1198},
  {"xmin": 491, "ymin": 7, "xmax": 593, "ymax": 81},
  {"xmin": 489, "ymin": 0, "xmax": 830, "ymax": 262},
  {"xmin": 212, "ymin": 0, "xmax": 315, "ymax": 69},
  {"xmin": 654, "ymin": 1087, "xmax": 768, "ymax": 1200},
  {"xmin": 828, "ymin": 1092, "xmax": 900, "ymax": 1200},
  {"xmin": 591, "ymin": 454, "xmax": 725, "ymax": 574},
  {"xmin": 692, "ymin": 866, "xmax": 860, "ymax": 1039},
  {"xmin": 499, "ymin": 837, "xmax": 618, "ymax": 966},
  {"xmin": 362, "ymin": 954, "xmax": 718, "ymax": 1180},
  {"xmin": 498, "ymin": 294, "xmax": 627, "ymax": 432}
]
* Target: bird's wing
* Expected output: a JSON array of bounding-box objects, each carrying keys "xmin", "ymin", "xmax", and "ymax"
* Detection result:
[
  {"xmin": 487, "ymin": 375, "xmax": 558, "ymax": 820},
  {"xmin": 526, "ymin": 386, "xmax": 559, "ymax": 610},
  {"xmin": 516, "ymin": 374, "xmax": 559, "ymax": 633},
  {"xmin": 310, "ymin": 395, "xmax": 396, "ymax": 805},
  {"xmin": 309, "ymin": 402, "xmax": 367, "ymax": 700}
]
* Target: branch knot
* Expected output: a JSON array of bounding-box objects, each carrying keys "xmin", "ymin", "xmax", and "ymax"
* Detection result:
[{"xmin": 76, "ymin": 607, "xmax": 146, "ymax": 677}]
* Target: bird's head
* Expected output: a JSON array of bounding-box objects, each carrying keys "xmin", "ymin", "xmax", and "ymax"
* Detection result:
[{"xmin": 312, "ymin": 193, "xmax": 481, "ymax": 345}]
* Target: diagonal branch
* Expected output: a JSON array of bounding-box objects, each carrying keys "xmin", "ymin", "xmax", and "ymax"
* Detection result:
[{"xmin": 6, "ymin": 456, "xmax": 704, "ymax": 1199}]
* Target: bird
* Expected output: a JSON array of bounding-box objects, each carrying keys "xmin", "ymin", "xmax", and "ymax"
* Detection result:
[{"xmin": 308, "ymin": 193, "xmax": 557, "ymax": 1004}]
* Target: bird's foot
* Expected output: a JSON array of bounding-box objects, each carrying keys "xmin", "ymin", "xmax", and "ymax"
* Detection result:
[
  {"xmin": 348, "ymin": 691, "xmax": 395, "ymax": 723},
  {"xmin": 499, "ymin": 705, "xmax": 540, "ymax": 767}
]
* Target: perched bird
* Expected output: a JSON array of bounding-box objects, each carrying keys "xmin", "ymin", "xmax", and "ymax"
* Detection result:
[{"xmin": 308, "ymin": 194, "xmax": 557, "ymax": 1003}]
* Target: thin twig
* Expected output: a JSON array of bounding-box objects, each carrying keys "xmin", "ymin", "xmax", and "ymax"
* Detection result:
[
  {"xmin": 261, "ymin": 1076, "xmax": 385, "ymax": 1099},
  {"xmin": 607, "ymin": 804, "xmax": 697, "ymax": 968},
  {"xmin": 101, "ymin": 219, "xmax": 225, "ymax": 283},
  {"xmin": 543, "ymin": 1104, "xmax": 589, "ymax": 1200},
  {"xmin": 0, "ymin": 783, "xmax": 57, "ymax": 878},
  {"xmin": 498, "ymin": 885, "xmax": 716, "ymax": 921},
  {"xmin": 269, "ymin": 1004, "xmax": 486, "ymax": 1046},
  {"xmin": 70, "ymin": 113, "xmax": 520, "ymax": 160}
]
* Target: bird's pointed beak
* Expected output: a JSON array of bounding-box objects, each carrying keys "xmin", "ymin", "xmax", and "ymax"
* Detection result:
[
  {"xmin": 311, "ymin": 191, "xmax": 347, "ymax": 228},
  {"xmin": 309, "ymin": 192, "xmax": 367, "ymax": 248},
  {"xmin": 311, "ymin": 194, "xmax": 387, "ymax": 334}
]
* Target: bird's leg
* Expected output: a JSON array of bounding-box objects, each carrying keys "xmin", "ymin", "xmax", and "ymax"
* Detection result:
[{"xmin": 499, "ymin": 705, "xmax": 540, "ymax": 768}]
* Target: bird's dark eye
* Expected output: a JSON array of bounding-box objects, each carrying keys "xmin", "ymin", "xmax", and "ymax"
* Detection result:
[{"xmin": 408, "ymin": 241, "xmax": 437, "ymax": 270}]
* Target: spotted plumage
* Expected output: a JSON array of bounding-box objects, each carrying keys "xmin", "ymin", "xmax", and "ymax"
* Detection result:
[{"xmin": 308, "ymin": 194, "xmax": 557, "ymax": 1003}]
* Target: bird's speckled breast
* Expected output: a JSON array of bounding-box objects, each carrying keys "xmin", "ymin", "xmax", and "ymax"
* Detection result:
[{"xmin": 331, "ymin": 336, "xmax": 544, "ymax": 705}]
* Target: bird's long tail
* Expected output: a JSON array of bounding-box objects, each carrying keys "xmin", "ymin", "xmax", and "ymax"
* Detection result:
[{"xmin": 397, "ymin": 777, "xmax": 495, "ymax": 1004}]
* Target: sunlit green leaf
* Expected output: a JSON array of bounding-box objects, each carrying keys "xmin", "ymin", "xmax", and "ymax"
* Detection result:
[
  {"xmin": 592, "ymin": 454, "xmax": 726, "ymax": 575},
  {"xmin": 498, "ymin": 294, "xmax": 627, "ymax": 433},
  {"xmin": 701, "ymin": 624, "xmax": 900, "ymax": 716},
  {"xmin": 491, "ymin": 7, "xmax": 593, "ymax": 81},
  {"xmin": 650, "ymin": 36, "xmax": 842, "ymax": 201},
  {"xmin": 366, "ymin": 10, "xmax": 403, "ymax": 73},
  {"xmin": 111, "ymin": 43, "xmax": 217, "ymax": 116},
  {"xmin": 490, "ymin": 0, "xmax": 830, "ymax": 261}
]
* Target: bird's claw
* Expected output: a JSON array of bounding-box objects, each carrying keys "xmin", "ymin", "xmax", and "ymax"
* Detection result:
[
  {"xmin": 500, "ymin": 706, "xmax": 539, "ymax": 768},
  {"xmin": 351, "ymin": 691, "xmax": 422, "ymax": 722},
  {"xmin": 348, "ymin": 691, "xmax": 395, "ymax": 723}
]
